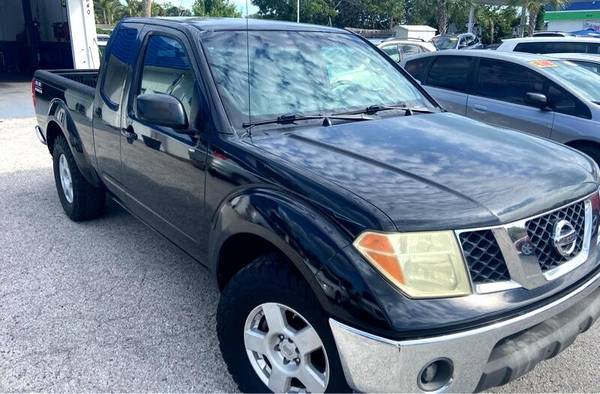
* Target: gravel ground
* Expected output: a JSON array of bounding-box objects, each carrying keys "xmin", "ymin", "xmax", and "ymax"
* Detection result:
[{"xmin": 0, "ymin": 117, "xmax": 599, "ymax": 392}]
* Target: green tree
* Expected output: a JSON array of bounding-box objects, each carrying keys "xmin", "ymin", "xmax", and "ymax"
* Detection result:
[
  {"xmin": 161, "ymin": 2, "xmax": 193, "ymax": 16},
  {"xmin": 404, "ymin": 0, "xmax": 472, "ymax": 34},
  {"xmin": 509, "ymin": 0, "xmax": 567, "ymax": 36},
  {"xmin": 252, "ymin": 0, "xmax": 404, "ymax": 29},
  {"xmin": 477, "ymin": 6, "xmax": 519, "ymax": 44},
  {"xmin": 193, "ymin": 0, "xmax": 241, "ymax": 17},
  {"xmin": 94, "ymin": 0, "xmax": 122, "ymax": 24},
  {"xmin": 121, "ymin": 0, "xmax": 144, "ymax": 17}
]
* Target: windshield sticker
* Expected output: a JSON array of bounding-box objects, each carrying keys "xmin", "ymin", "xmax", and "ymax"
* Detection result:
[{"xmin": 530, "ymin": 60, "xmax": 557, "ymax": 68}]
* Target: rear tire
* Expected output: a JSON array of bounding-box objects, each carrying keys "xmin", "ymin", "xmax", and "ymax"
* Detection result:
[
  {"xmin": 52, "ymin": 135, "xmax": 105, "ymax": 221},
  {"xmin": 217, "ymin": 254, "xmax": 351, "ymax": 393}
]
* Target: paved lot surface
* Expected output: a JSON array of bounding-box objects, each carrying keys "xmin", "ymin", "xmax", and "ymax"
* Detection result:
[
  {"xmin": 1, "ymin": 116, "xmax": 599, "ymax": 392},
  {"xmin": 0, "ymin": 81, "xmax": 35, "ymax": 118}
]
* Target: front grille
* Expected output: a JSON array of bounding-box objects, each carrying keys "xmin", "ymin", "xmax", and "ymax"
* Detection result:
[
  {"xmin": 459, "ymin": 230, "xmax": 510, "ymax": 283},
  {"xmin": 525, "ymin": 201, "xmax": 586, "ymax": 272}
]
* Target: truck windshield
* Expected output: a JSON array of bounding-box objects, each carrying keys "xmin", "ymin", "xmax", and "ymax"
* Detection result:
[{"xmin": 202, "ymin": 30, "xmax": 435, "ymax": 128}]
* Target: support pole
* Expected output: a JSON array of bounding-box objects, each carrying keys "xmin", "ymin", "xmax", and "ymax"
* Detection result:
[{"xmin": 297, "ymin": 0, "xmax": 300, "ymax": 23}]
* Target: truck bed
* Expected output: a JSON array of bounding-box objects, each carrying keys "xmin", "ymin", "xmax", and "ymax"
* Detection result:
[{"xmin": 34, "ymin": 69, "xmax": 98, "ymax": 96}]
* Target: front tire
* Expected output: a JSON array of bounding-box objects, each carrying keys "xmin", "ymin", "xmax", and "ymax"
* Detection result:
[
  {"xmin": 52, "ymin": 135, "xmax": 105, "ymax": 221},
  {"xmin": 217, "ymin": 254, "xmax": 351, "ymax": 393}
]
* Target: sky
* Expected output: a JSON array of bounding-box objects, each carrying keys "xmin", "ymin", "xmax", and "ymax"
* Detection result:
[{"xmin": 155, "ymin": 0, "xmax": 259, "ymax": 16}]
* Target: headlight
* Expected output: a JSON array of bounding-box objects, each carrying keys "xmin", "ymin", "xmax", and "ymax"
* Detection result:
[{"xmin": 353, "ymin": 231, "xmax": 471, "ymax": 298}]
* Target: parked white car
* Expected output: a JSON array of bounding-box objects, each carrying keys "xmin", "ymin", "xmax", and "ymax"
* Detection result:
[
  {"xmin": 497, "ymin": 36, "xmax": 600, "ymax": 55},
  {"xmin": 377, "ymin": 38, "xmax": 436, "ymax": 63}
]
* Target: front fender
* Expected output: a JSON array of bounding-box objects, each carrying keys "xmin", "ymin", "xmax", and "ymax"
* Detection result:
[
  {"xmin": 48, "ymin": 99, "xmax": 102, "ymax": 187},
  {"xmin": 208, "ymin": 187, "xmax": 392, "ymax": 331}
]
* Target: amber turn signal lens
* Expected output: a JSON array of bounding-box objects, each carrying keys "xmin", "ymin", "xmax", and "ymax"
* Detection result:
[{"xmin": 354, "ymin": 231, "xmax": 471, "ymax": 298}]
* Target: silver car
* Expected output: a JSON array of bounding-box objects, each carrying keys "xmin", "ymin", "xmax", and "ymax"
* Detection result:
[
  {"xmin": 401, "ymin": 50, "xmax": 600, "ymax": 162},
  {"xmin": 550, "ymin": 53, "xmax": 600, "ymax": 74}
]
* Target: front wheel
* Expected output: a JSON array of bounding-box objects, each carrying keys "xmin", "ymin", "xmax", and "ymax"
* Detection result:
[{"xmin": 217, "ymin": 254, "xmax": 351, "ymax": 393}]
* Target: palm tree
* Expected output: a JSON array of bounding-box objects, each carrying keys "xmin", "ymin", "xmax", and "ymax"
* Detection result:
[
  {"xmin": 478, "ymin": 5, "xmax": 498, "ymax": 44},
  {"xmin": 144, "ymin": 0, "xmax": 152, "ymax": 17},
  {"xmin": 95, "ymin": 0, "xmax": 119, "ymax": 24},
  {"xmin": 510, "ymin": 0, "xmax": 568, "ymax": 37},
  {"xmin": 123, "ymin": 0, "xmax": 143, "ymax": 16},
  {"xmin": 437, "ymin": 0, "xmax": 449, "ymax": 34}
]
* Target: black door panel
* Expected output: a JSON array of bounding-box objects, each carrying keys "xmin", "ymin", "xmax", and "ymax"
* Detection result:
[{"xmin": 120, "ymin": 28, "xmax": 209, "ymax": 259}]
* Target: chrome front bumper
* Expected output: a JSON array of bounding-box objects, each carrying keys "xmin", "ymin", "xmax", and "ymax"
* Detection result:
[{"xmin": 329, "ymin": 269, "xmax": 600, "ymax": 393}]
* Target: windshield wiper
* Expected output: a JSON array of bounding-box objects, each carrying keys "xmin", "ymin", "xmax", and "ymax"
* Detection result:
[
  {"xmin": 337, "ymin": 104, "xmax": 437, "ymax": 116},
  {"xmin": 242, "ymin": 112, "xmax": 373, "ymax": 129}
]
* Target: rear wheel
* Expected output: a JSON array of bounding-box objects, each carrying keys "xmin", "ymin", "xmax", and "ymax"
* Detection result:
[
  {"xmin": 52, "ymin": 135, "xmax": 105, "ymax": 221},
  {"xmin": 217, "ymin": 254, "xmax": 351, "ymax": 393}
]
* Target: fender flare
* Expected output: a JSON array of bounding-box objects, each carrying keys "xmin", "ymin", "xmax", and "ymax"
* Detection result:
[
  {"xmin": 208, "ymin": 187, "xmax": 351, "ymax": 300},
  {"xmin": 208, "ymin": 186, "xmax": 393, "ymax": 331},
  {"xmin": 47, "ymin": 99, "xmax": 102, "ymax": 188}
]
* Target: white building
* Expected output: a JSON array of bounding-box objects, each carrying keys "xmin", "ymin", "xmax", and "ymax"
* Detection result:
[{"xmin": 395, "ymin": 25, "xmax": 438, "ymax": 41}]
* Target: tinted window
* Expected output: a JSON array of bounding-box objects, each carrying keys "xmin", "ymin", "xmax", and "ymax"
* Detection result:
[
  {"xmin": 426, "ymin": 56, "xmax": 474, "ymax": 91},
  {"xmin": 588, "ymin": 43, "xmax": 600, "ymax": 54},
  {"xmin": 101, "ymin": 26, "xmax": 139, "ymax": 106},
  {"xmin": 139, "ymin": 35, "xmax": 195, "ymax": 118},
  {"xmin": 475, "ymin": 59, "xmax": 545, "ymax": 105},
  {"xmin": 404, "ymin": 57, "xmax": 432, "ymax": 82},
  {"xmin": 515, "ymin": 41, "xmax": 588, "ymax": 54},
  {"xmin": 546, "ymin": 83, "xmax": 584, "ymax": 118},
  {"xmin": 381, "ymin": 44, "xmax": 400, "ymax": 62}
]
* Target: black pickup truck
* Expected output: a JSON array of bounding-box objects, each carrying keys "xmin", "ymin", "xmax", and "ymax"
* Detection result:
[{"xmin": 33, "ymin": 17, "xmax": 600, "ymax": 393}]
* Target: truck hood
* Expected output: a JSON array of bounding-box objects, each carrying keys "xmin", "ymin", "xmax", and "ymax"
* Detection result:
[{"xmin": 251, "ymin": 113, "xmax": 597, "ymax": 231}]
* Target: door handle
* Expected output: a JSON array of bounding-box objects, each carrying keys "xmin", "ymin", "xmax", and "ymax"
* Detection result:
[
  {"xmin": 472, "ymin": 104, "xmax": 488, "ymax": 113},
  {"xmin": 121, "ymin": 127, "xmax": 138, "ymax": 144},
  {"xmin": 94, "ymin": 107, "xmax": 102, "ymax": 118},
  {"xmin": 75, "ymin": 103, "xmax": 85, "ymax": 114}
]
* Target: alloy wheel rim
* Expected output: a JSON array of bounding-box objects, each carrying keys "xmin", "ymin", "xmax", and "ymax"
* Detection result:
[
  {"xmin": 243, "ymin": 302, "xmax": 330, "ymax": 393},
  {"xmin": 59, "ymin": 154, "xmax": 74, "ymax": 203}
]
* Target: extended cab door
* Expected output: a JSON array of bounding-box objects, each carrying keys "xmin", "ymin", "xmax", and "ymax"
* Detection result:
[
  {"xmin": 466, "ymin": 58, "xmax": 553, "ymax": 138},
  {"xmin": 93, "ymin": 23, "xmax": 143, "ymax": 182},
  {"xmin": 120, "ymin": 27, "xmax": 210, "ymax": 259},
  {"xmin": 421, "ymin": 55, "xmax": 475, "ymax": 115}
]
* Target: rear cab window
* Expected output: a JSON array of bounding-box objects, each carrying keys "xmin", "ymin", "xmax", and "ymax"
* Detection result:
[{"xmin": 100, "ymin": 25, "xmax": 140, "ymax": 108}]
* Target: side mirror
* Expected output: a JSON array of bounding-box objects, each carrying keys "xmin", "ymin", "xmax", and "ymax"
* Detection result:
[
  {"xmin": 524, "ymin": 92, "xmax": 550, "ymax": 110},
  {"xmin": 136, "ymin": 93, "xmax": 188, "ymax": 129}
]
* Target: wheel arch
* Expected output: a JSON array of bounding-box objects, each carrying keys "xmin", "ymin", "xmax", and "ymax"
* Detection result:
[
  {"xmin": 46, "ymin": 99, "xmax": 103, "ymax": 188},
  {"xmin": 210, "ymin": 188, "xmax": 351, "ymax": 295},
  {"xmin": 211, "ymin": 186, "xmax": 396, "ymax": 335}
]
